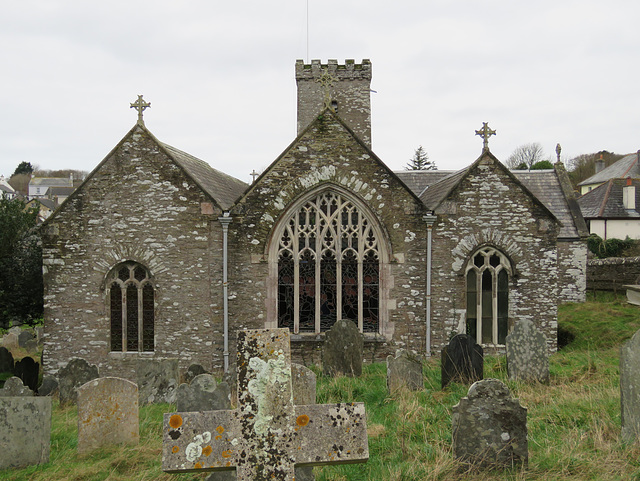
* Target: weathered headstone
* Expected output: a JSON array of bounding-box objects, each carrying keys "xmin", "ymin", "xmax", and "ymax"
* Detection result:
[
  {"xmin": 506, "ymin": 319, "xmax": 549, "ymax": 383},
  {"xmin": 184, "ymin": 363, "xmax": 208, "ymax": 384},
  {"xmin": 0, "ymin": 397, "xmax": 51, "ymax": 468},
  {"xmin": 137, "ymin": 358, "xmax": 179, "ymax": 405},
  {"xmin": 621, "ymin": 328, "xmax": 640, "ymax": 442},
  {"xmin": 0, "ymin": 376, "xmax": 33, "ymax": 396},
  {"xmin": 176, "ymin": 374, "xmax": 231, "ymax": 413},
  {"xmin": 387, "ymin": 349, "xmax": 423, "ymax": 392},
  {"xmin": 163, "ymin": 328, "xmax": 369, "ymax": 479},
  {"xmin": 38, "ymin": 375, "xmax": 59, "ymax": 397},
  {"xmin": 58, "ymin": 358, "xmax": 99, "ymax": 405},
  {"xmin": 77, "ymin": 377, "xmax": 139, "ymax": 454},
  {"xmin": 0, "ymin": 346, "xmax": 14, "ymax": 374},
  {"xmin": 452, "ymin": 379, "xmax": 528, "ymax": 468},
  {"xmin": 1, "ymin": 331, "xmax": 18, "ymax": 351},
  {"xmin": 441, "ymin": 334, "xmax": 483, "ymax": 388},
  {"xmin": 322, "ymin": 319, "xmax": 363, "ymax": 377},
  {"xmin": 18, "ymin": 329, "xmax": 35, "ymax": 348},
  {"xmin": 14, "ymin": 356, "xmax": 39, "ymax": 392}
]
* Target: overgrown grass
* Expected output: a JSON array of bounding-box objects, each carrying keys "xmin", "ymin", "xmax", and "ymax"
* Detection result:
[{"xmin": 2, "ymin": 293, "xmax": 640, "ymax": 480}]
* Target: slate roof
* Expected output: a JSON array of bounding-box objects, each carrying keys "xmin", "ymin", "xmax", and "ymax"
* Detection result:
[
  {"xmin": 578, "ymin": 152, "xmax": 640, "ymax": 186},
  {"xmin": 160, "ymin": 142, "xmax": 248, "ymax": 210},
  {"xmin": 393, "ymin": 170, "xmax": 455, "ymax": 197},
  {"xmin": 30, "ymin": 177, "xmax": 73, "ymax": 188},
  {"xmin": 578, "ymin": 178, "xmax": 640, "ymax": 219},
  {"xmin": 49, "ymin": 186, "xmax": 75, "ymax": 197}
]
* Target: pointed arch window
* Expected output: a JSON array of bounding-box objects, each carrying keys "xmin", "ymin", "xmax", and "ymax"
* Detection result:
[
  {"xmin": 466, "ymin": 247, "xmax": 510, "ymax": 345},
  {"xmin": 276, "ymin": 191, "xmax": 380, "ymax": 334},
  {"xmin": 107, "ymin": 262, "xmax": 154, "ymax": 352}
]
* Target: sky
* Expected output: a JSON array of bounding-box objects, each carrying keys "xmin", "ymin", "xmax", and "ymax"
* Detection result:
[{"xmin": 1, "ymin": 0, "xmax": 639, "ymax": 184}]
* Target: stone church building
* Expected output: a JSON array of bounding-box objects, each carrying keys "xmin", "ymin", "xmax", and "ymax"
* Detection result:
[{"xmin": 41, "ymin": 59, "xmax": 588, "ymax": 379}]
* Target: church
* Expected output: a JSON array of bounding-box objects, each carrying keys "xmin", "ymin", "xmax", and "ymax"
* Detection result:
[{"xmin": 41, "ymin": 59, "xmax": 588, "ymax": 380}]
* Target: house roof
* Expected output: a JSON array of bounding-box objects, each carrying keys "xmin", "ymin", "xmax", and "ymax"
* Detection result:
[
  {"xmin": 578, "ymin": 178, "xmax": 640, "ymax": 219},
  {"xmin": 48, "ymin": 186, "xmax": 75, "ymax": 197},
  {"xmin": 30, "ymin": 177, "xmax": 73, "ymax": 188},
  {"xmin": 578, "ymin": 152, "xmax": 640, "ymax": 186}
]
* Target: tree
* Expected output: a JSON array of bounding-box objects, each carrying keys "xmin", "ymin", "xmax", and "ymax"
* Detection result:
[
  {"xmin": 0, "ymin": 197, "xmax": 43, "ymax": 327},
  {"xmin": 506, "ymin": 143, "xmax": 548, "ymax": 170},
  {"xmin": 530, "ymin": 160, "xmax": 554, "ymax": 170},
  {"xmin": 405, "ymin": 146, "xmax": 436, "ymax": 170},
  {"xmin": 12, "ymin": 161, "xmax": 34, "ymax": 177}
]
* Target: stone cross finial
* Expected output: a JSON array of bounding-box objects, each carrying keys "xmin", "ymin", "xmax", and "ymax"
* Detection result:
[
  {"xmin": 556, "ymin": 143, "xmax": 562, "ymax": 163},
  {"xmin": 317, "ymin": 68, "xmax": 337, "ymax": 111},
  {"xmin": 250, "ymin": 169, "xmax": 259, "ymax": 183},
  {"xmin": 162, "ymin": 328, "xmax": 369, "ymax": 479},
  {"xmin": 130, "ymin": 95, "xmax": 151, "ymax": 125},
  {"xmin": 475, "ymin": 122, "xmax": 496, "ymax": 151}
]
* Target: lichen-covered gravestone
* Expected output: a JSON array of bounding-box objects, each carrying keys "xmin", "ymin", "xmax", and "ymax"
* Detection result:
[
  {"xmin": 58, "ymin": 358, "xmax": 99, "ymax": 405},
  {"xmin": 77, "ymin": 377, "xmax": 139, "ymax": 454},
  {"xmin": 387, "ymin": 349, "xmax": 423, "ymax": 392},
  {"xmin": 163, "ymin": 328, "xmax": 369, "ymax": 479},
  {"xmin": 0, "ymin": 376, "xmax": 33, "ymax": 396},
  {"xmin": 621, "ymin": 328, "xmax": 640, "ymax": 442},
  {"xmin": 137, "ymin": 358, "xmax": 179, "ymax": 405},
  {"xmin": 176, "ymin": 374, "xmax": 231, "ymax": 413},
  {"xmin": 452, "ymin": 379, "xmax": 528, "ymax": 468},
  {"xmin": 13, "ymin": 356, "xmax": 40, "ymax": 392},
  {"xmin": 506, "ymin": 319, "xmax": 549, "ymax": 383},
  {"xmin": 441, "ymin": 334, "xmax": 483, "ymax": 388},
  {"xmin": 322, "ymin": 319, "xmax": 363, "ymax": 377},
  {"xmin": 184, "ymin": 363, "xmax": 208, "ymax": 384},
  {"xmin": 0, "ymin": 397, "xmax": 51, "ymax": 469}
]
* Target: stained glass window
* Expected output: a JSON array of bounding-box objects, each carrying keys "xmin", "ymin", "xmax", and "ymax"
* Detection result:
[
  {"xmin": 465, "ymin": 247, "xmax": 510, "ymax": 345},
  {"xmin": 276, "ymin": 191, "xmax": 381, "ymax": 334},
  {"xmin": 107, "ymin": 262, "xmax": 154, "ymax": 352}
]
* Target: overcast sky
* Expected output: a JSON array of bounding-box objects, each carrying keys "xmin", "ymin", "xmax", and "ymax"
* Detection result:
[{"xmin": 1, "ymin": 1, "xmax": 639, "ymax": 183}]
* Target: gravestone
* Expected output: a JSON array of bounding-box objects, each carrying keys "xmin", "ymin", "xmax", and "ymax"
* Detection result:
[
  {"xmin": 58, "ymin": 358, "xmax": 99, "ymax": 405},
  {"xmin": 1, "ymin": 331, "xmax": 19, "ymax": 351},
  {"xmin": 176, "ymin": 374, "xmax": 231, "ymax": 413},
  {"xmin": 0, "ymin": 397, "xmax": 51, "ymax": 468},
  {"xmin": 387, "ymin": 349, "xmax": 423, "ymax": 392},
  {"xmin": 18, "ymin": 329, "xmax": 35, "ymax": 348},
  {"xmin": 506, "ymin": 319, "xmax": 549, "ymax": 383},
  {"xmin": 14, "ymin": 356, "xmax": 39, "ymax": 392},
  {"xmin": 38, "ymin": 375, "xmax": 59, "ymax": 397},
  {"xmin": 441, "ymin": 334, "xmax": 483, "ymax": 388},
  {"xmin": 184, "ymin": 363, "xmax": 208, "ymax": 384},
  {"xmin": 77, "ymin": 377, "xmax": 139, "ymax": 454},
  {"xmin": 621, "ymin": 328, "xmax": 640, "ymax": 441},
  {"xmin": 137, "ymin": 358, "xmax": 179, "ymax": 405},
  {"xmin": 0, "ymin": 346, "xmax": 14, "ymax": 374},
  {"xmin": 322, "ymin": 319, "xmax": 363, "ymax": 377},
  {"xmin": 452, "ymin": 379, "xmax": 528, "ymax": 468},
  {"xmin": 163, "ymin": 328, "xmax": 369, "ymax": 479},
  {"xmin": 0, "ymin": 376, "xmax": 33, "ymax": 396}
]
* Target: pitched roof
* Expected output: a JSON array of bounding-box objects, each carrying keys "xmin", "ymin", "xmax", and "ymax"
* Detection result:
[
  {"xmin": 393, "ymin": 170, "xmax": 456, "ymax": 197},
  {"xmin": 578, "ymin": 178, "xmax": 640, "ymax": 219},
  {"xmin": 29, "ymin": 177, "xmax": 73, "ymax": 188},
  {"xmin": 578, "ymin": 152, "xmax": 640, "ymax": 186}
]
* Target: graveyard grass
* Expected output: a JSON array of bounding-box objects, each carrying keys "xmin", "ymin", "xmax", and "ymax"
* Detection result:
[{"xmin": 2, "ymin": 292, "xmax": 640, "ymax": 480}]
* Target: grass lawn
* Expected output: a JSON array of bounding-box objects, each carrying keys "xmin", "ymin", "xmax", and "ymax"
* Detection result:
[{"xmin": 2, "ymin": 291, "xmax": 640, "ymax": 480}]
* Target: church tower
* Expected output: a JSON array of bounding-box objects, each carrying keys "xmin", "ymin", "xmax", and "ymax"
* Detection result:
[{"xmin": 295, "ymin": 59, "xmax": 372, "ymax": 147}]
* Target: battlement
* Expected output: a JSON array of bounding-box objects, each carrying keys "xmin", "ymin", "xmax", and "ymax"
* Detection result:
[{"xmin": 295, "ymin": 59, "xmax": 372, "ymax": 80}]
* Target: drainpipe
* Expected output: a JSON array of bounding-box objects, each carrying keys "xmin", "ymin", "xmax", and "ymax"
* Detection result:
[
  {"xmin": 423, "ymin": 213, "xmax": 437, "ymax": 358},
  {"xmin": 218, "ymin": 213, "xmax": 232, "ymax": 373}
]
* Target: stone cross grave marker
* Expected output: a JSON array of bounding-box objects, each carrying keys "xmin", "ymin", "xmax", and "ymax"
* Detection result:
[{"xmin": 163, "ymin": 328, "xmax": 369, "ymax": 479}]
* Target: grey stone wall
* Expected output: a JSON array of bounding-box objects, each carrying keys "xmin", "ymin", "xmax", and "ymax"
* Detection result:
[
  {"xmin": 557, "ymin": 240, "xmax": 587, "ymax": 303},
  {"xmin": 429, "ymin": 155, "xmax": 560, "ymax": 355},
  {"xmin": 42, "ymin": 126, "xmax": 225, "ymax": 379},
  {"xmin": 587, "ymin": 256, "xmax": 640, "ymax": 291}
]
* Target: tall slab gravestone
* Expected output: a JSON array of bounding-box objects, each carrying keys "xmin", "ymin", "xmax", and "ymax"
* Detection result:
[
  {"xmin": 0, "ymin": 397, "xmax": 51, "ymax": 469},
  {"xmin": 13, "ymin": 356, "xmax": 39, "ymax": 392},
  {"xmin": 387, "ymin": 349, "xmax": 423, "ymax": 392},
  {"xmin": 621, "ymin": 328, "xmax": 640, "ymax": 442},
  {"xmin": 163, "ymin": 328, "xmax": 369, "ymax": 480},
  {"xmin": 452, "ymin": 379, "xmax": 528, "ymax": 468},
  {"xmin": 506, "ymin": 319, "xmax": 549, "ymax": 383},
  {"xmin": 58, "ymin": 358, "xmax": 99, "ymax": 405},
  {"xmin": 0, "ymin": 346, "xmax": 14, "ymax": 375},
  {"xmin": 322, "ymin": 319, "xmax": 363, "ymax": 377},
  {"xmin": 77, "ymin": 377, "xmax": 140, "ymax": 454},
  {"xmin": 441, "ymin": 334, "xmax": 483, "ymax": 388}
]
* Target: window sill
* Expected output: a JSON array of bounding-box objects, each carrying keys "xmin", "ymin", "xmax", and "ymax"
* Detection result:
[{"xmin": 108, "ymin": 351, "xmax": 156, "ymax": 360}]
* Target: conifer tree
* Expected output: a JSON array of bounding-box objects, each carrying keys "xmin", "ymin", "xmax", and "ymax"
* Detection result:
[{"xmin": 405, "ymin": 146, "xmax": 436, "ymax": 170}]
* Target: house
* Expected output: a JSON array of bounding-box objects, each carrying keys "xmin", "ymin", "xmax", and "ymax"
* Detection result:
[
  {"xmin": 0, "ymin": 176, "xmax": 17, "ymax": 199},
  {"xmin": 28, "ymin": 175, "xmax": 74, "ymax": 199},
  {"xmin": 40, "ymin": 59, "xmax": 588, "ymax": 381},
  {"xmin": 578, "ymin": 152, "xmax": 640, "ymax": 195}
]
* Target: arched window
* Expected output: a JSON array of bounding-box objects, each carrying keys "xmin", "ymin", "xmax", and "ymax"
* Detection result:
[
  {"xmin": 465, "ymin": 247, "xmax": 510, "ymax": 345},
  {"xmin": 107, "ymin": 262, "xmax": 154, "ymax": 352},
  {"xmin": 276, "ymin": 191, "xmax": 381, "ymax": 334}
]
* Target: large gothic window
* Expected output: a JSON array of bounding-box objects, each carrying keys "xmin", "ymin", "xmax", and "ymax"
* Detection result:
[
  {"xmin": 276, "ymin": 191, "xmax": 380, "ymax": 334},
  {"xmin": 107, "ymin": 262, "xmax": 154, "ymax": 352},
  {"xmin": 466, "ymin": 247, "xmax": 510, "ymax": 345}
]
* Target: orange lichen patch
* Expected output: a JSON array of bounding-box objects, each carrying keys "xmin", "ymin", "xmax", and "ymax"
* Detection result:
[
  {"xmin": 169, "ymin": 414, "xmax": 183, "ymax": 429},
  {"xmin": 215, "ymin": 435, "xmax": 222, "ymax": 440},
  {"xmin": 203, "ymin": 445, "xmax": 213, "ymax": 457},
  {"xmin": 296, "ymin": 414, "xmax": 310, "ymax": 427},
  {"xmin": 194, "ymin": 462, "xmax": 203, "ymax": 469},
  {"xmin": 216, "ymin": 425, "xmax": 225, "ymax": 434},
  {"xmin": 171, "ymin": 446, "xmax": 179, "ymax": 454},
  {"xmin": 222, "ymin": 450, "xmax": 232, "ymax": 458},
  {"xmin": 226, "ymin": 461, "xmax": 231, "ymax": 467}
]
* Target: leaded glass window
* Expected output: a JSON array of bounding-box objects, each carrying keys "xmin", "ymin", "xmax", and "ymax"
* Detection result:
[
  {"xmin": 466, "ymin": 247, "xmax": 510, "ymax": 345},
  {"xmin": 276, "ymin": 191, "xmax": 380, "ymax": 333},
  {"xmin": 107, "ymin": 262, "xmax": 154, "ymax": 352}
]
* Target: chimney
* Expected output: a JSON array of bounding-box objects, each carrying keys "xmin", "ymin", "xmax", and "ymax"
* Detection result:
[
  {"xmin": 595, "ymin": 153, "xmax": 605, "ymax": 174},
  {"xmin": 623, "ymin": 177, "xmax": 636, "ymax": 211}
]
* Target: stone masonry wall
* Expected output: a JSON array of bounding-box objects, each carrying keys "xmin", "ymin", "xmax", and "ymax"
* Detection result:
[
  {"xmin": 587, "ymin": 256, "xmax": 640, "ymax": 291},
  {"xmin": 557, "ymin": 240, "xmax": 587, "ymax": 303},
  {"xmin": 429, "ymin": 155, "xmax": 560, "ymax": 355},
  {"xmin": 42, "ymin": 126, "xmax": 225, "ymax": 380}
]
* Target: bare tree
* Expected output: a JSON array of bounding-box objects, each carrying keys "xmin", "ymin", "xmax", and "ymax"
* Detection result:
[{"xmin": 506, "ymin": 143, "xmax": 548, "ymax": 170}]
